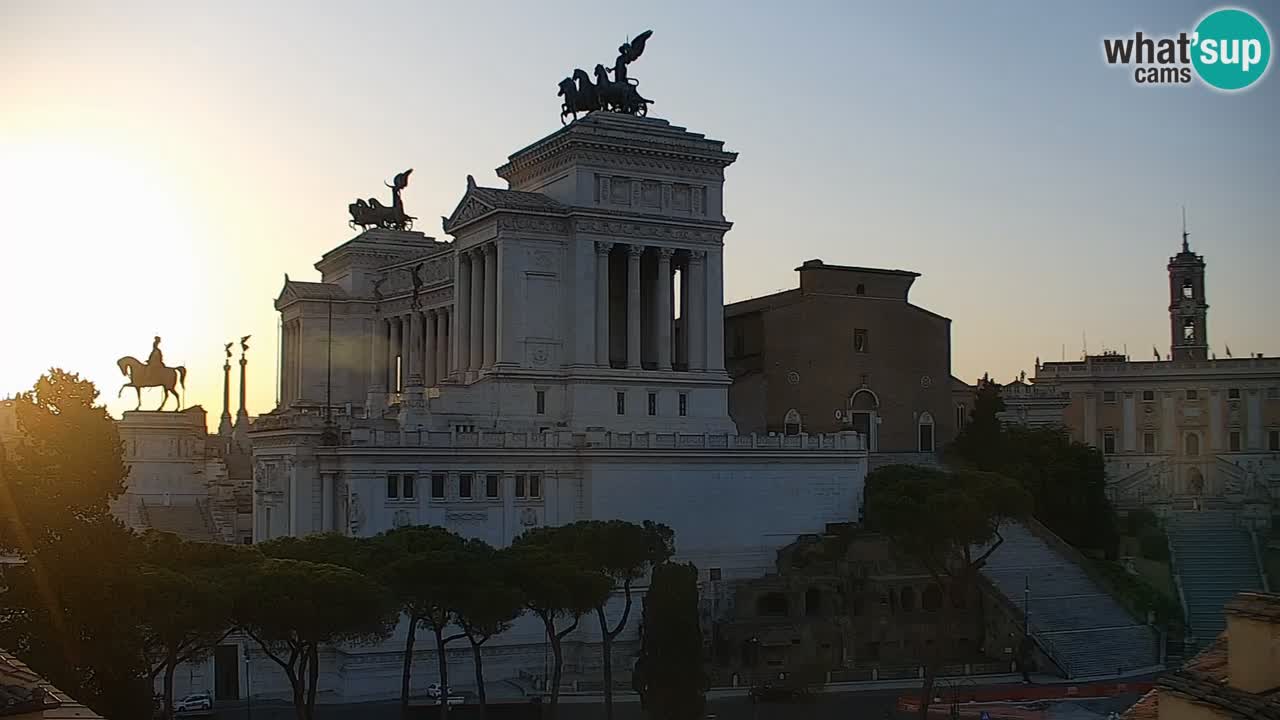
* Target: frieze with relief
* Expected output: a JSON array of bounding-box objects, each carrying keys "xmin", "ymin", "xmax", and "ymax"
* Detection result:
[{"xmin": 573, "ymin": 218, "xmax": 722, "ymax": 244}]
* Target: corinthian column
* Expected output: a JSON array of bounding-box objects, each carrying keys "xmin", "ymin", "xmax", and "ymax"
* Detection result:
[
  {"xmin": 626, "ymin": 244, "xmax": 643, "ymax": 369},
  {"xmin": 389, "ymin": 317, "xmax": 403, "ymax": 391},
  {"xmin": 469, "ymin": 248, "xmax": 485, "ymax": 372},
  {"xmin": 455, "ymin": 253, "xmax": 472, "ymax": 373},
  {"xmin": 655, "ymin": 247, "xmax": 674, "ymax": 371},
  {"xmin": 434, "ymin": 308, "xmax": 448, "ymax": 384},
  {"xmin": 483, "ymin": 243, "xmax": 498, "ymax": 369},
  {"xmin": 407, "ymin": 312, "xmax": 423, "ymax": 387},
  {"xmin": 595, "ymin": 241, "xmax": 612, "ymax": 366},
  {"xmin": 424, "ymin": 311, "xmax": 437, "ymax": 387},
  {"xmin": 370, "ymin": 318, "xmax": 388, "ymax": 392},
  {"xmin": 688, "ymin": 250, "xmax": 706, "ymax": 371}
]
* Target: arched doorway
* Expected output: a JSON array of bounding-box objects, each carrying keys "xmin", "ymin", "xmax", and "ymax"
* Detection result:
[
  {"xmin": 848, "ymin": 389, "xmax": 879, "ymax": 451},
  {"xmin": 1188, "ymin": 466, "xmax": 1205, "ymax": 496},
  {"xmin": 783, "ymin": 408, "xmax": 802, "ymax": 436}
]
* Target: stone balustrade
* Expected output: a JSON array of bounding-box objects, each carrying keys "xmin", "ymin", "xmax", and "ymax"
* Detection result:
[{"xmin": 341, "ymin": 427, "xmax": 865, "ymax": 452}]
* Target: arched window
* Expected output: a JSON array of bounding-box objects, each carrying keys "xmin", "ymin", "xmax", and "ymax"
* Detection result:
[
  {"xmin": 757, "ymin": 593, "xmax": 789, "ymax": 617},
  {"xmin": 918, "ymin": 411, "xmax": 935, "ymax": 452},
  {"xmin": 1182, "ymin": 278, "xmax": 1194, "ymax": 300},
  {"xmin": 922, "ymin": 584, "xmax": 943, "ymax": 612},
  {"xmin": 805, "ymin": 588, "xmax": 822, "ymax": 617},
  {"xmin": 900, "ymin": 586, "xmax": 916, "ymax": 612},
  {"xmin": 1185, "ymin": 433, "xmax": 1200, "ymax": 456},
  {"xmin": 1183, "ymin": 318, "xmax": 1196, "ymax": 342},
  {"xmin": 783, "ymin": 409, "xmax": 802, "ymax": 436},
  {"xmin": 855, "ymin": 283, "xmax": 866, "ymax": 296}
]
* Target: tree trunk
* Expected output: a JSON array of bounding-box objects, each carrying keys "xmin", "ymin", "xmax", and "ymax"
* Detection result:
[
  {"xmin": 596, "ymin": 606, "xmax": 615, "ymax": 720},
  {"xmin": 548, "ymin": 629, "xmax": 564, "ymax": 720},
  {"xmin": 434, "ymin": 627, "xmax": 451, "ymax": 720},
  {"xmin": 470, "ymin": 637, "xmax": 487, "ymax": 720},
  {"xmin": 287, "ymin": 664, "xmax": 307, "ymax": 720},
  {"xmin": 401, "ymin": 618, "xmax": 418, "ymax": 716},
  {"xmin": 306, "ymin": 644, "xmax": 319, "ymax": 720},
  {"xmin": 162, "ymin": 651, "xmax": 176, "ymax": 720}
]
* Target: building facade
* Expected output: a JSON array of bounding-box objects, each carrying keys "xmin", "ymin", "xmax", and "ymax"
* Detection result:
[
  {"xmin": 1028, "ymin": 239, "xmax": 1280, "ymax": 522},
  {"xmin": 724, "ymin": 260, "xmax": 954, "ymax": 463},
  {"xmin": 242, "ymin": 113, "xmax": 869, "ymax": 702}
]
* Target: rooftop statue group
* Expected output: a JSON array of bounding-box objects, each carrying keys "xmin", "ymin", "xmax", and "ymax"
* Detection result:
[
  {"xmin": 349, "ymin": 168, "xmax": 416, "ymax": 232},
  {"xmin": 559, "ymin": 30, "xmax": 654, "ymax": 124}
]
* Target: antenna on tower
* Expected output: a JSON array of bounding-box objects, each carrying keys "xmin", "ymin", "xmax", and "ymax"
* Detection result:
[{"xmin": 1181, "ymin": 205, "xmax": 1190, "ymax": 253}]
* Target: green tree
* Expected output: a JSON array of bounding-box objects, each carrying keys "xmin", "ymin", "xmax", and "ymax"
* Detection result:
[
  {"xmin": 864, "ymin": 464, "xmax": 1030, "ymax": 720},
  {"xmin": 0, "ymin": 369, "xmax": 126, "ymax": 553},
  {"xmin": 533, "ymin": 521, "xmax": 674, "ymax": 720},
  {"xmin": 137, "ymin": 532, "xmax": 261, "ymax": 720},
  {"xmin": 509, "ymin": 531, "xmax": 611, "ymax": 720},
  {"xmin": 372, "ymin": 526, "xmax": 470, "ymax": 719},
  {"xmin": 451, "ymin": 542, "xmax": 525, "ymax": 720},
  {"xmin": 634, "ymin": 562, "xmax": 706, "ymax": 720},
  {"xmin": 232, "ymin": 558, "xmax": 398, "ymax": 720}
]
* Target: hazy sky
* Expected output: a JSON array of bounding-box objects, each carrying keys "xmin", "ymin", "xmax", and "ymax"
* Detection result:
[{"xmin": 2, "ymin": 0, "xmax": 1277, "ymax": 423}]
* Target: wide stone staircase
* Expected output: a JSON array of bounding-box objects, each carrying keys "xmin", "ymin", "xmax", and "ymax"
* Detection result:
[
  {"xmin": 1166, "ymin": 510, "xmax": 1265, "ymax": 644},
  {"xmin": 139, "ymin": 499, "xmax": 221, "ymax": 542},
  {"xmin": 981, "ymin": 522, "xmax": 1160, "ymax": 678}
]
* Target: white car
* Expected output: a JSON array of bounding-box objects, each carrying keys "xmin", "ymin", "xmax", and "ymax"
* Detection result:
[{"xmin": 174, "ymin": 693, "xmax": 213, "ymax": 713}]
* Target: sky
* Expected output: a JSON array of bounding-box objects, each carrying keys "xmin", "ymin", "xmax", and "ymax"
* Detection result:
[{"xmin": 2, "ymin": 0, "xmax": 1278, "ymax": 425}]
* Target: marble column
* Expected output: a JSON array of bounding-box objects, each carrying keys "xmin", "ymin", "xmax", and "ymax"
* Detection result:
[
  {"xmin": 389, "ymin": 317, "xmax": 403, "ymax": 391},
  {"xmin": 705, "ymin": 249, "xmax": 725, "ymax": 372},
  {"xmin": 595, "ymin": 241, "xmax": 612, "ymax": 366},
  {"xmin": 370, "ymin": 317, "xmax": 388, "ymax": 392},
  {"xmin": 321, "ymin": 473, "xmax": 334, "ymax": 532},
  {"xmin": 435, "ymin": 309, "xmax": 449, "ymax": 384},
  {"xmin": 677, "ymin": 260, "xmax": 689, "ymax": 369},
  {"xmin": 483, "ymin": 243, "xmax": 498, "ymax": 369},
  {"xmin": 445, "ymin": 306, "xmax": 455, "ymax": 377},
  {"xmin": 407, "ymin": 312, "xmax": 423, "ymax": 387},
  {"xmin": 424, "ymin": 310, "xmax": 437, "ymax": 386},
  {"xmin": 688, "ymin": 250, "xmax": 706, "ymax": 371},
  {"xmin": 469, "ymin": 248, "xmax": 485, "ymax": 372},
  {"xmin": 655, "ymin": 247, "xmax": 674, "ymax": 371},
  {"xmin": 626, "ymin": 244, "xmax": 643, "ymax": 369},
  {"xmin": 456, "ymin": 253, "xmax": 472, "ymax": 373}
]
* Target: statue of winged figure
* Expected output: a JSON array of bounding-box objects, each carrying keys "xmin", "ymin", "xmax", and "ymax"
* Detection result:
[
  {"xmin": 559, "ymin": 30, "xmax": 654, "ymax": 123},
  {"xmin": 349, "ymin": 169, "xmax": 416, "ymax": 232}
]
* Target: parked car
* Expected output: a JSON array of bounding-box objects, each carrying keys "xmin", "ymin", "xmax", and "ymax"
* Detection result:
[{"xmin": 174, "ymin": 692, "xmax": 213, "ymax": 713}]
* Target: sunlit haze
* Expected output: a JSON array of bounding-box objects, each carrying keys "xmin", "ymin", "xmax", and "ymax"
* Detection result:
[{"xmin": 3, "ymin": 0, "xmax": 1277, "ymax": 425}]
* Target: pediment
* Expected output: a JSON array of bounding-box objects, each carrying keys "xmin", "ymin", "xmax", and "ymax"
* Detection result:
[{"xmin": 442, "ymin": 192, "xmax": 496, "ymax": 234}]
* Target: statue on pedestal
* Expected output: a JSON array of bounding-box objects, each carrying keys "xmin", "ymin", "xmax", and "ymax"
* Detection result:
[
  {"xmin": 117, "ymin": 336, "xmax": 187, "ymax": 411},
  {"xmin": 349, "ymin": 169, "xmax": 416, "ymax": 231},
  {"xmin": 559, "ymin": 30, "xmax": 654, "ymax": 123}
]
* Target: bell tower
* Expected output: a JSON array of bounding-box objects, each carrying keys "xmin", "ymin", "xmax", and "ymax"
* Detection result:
[{"xmin": 1168, "ymin": 210, "xmax": 1208, "ymax": 362}]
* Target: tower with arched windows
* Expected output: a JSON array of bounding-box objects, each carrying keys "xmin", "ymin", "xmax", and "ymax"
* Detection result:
[{"xmin": 1168, "ymin": 223, "xmax": 1208, "ymax": 362}]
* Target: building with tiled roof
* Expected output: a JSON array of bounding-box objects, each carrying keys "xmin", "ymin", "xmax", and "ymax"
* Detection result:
[
  {"xmin": 1122, "ymin": 591, "xmax": 1280, "ymax": 720},
  {"xmin": 0, "ymin": 650, "xmax": 103, "ymax": 719}
]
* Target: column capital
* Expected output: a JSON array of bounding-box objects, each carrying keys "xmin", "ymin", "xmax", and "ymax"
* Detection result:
[
  {"xmin": 626, "ymin": 244, "xmax": 645, "ymax": 258},
  {"xmin": 656, "ymin": 247, "xmax": 675, "ymax": 261},
  {"xmin": 688, "ymin": 249, "xmax": 707, "ymax": 262},
  {"xmin": 482, "ymin": 242, "xmax": 497, "ymax": 257},
  {"xmin": 595, "ymin": 240, "xmax": 614, "ymax": 256}
]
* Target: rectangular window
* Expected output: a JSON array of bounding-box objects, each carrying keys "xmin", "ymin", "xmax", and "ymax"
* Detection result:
[
  {"xmin": 485, "ymin": 473, "xmax": 499, "ymax": 499},
  {"xmin": 1102, "ymin": 432, "xmax": 1116, "ymax": 455},
  {"xmin": 1142, "ymin": 390, "xmax": 1155, "ymax": 402},
  {"xmin": 1270, "ymin": 430, "xmax": 1280, "ymax": 451},
  {"xmin": 1103, "ymin": 391, "xmax": 1117, "ymax": 403},
  {"xmin": 709, "ymin": 567, "xmax": 722, "ymax": 582},
  {"xmin": 386, "ymin": 474, "xmax": 399, "ymax": 499},
  {"xmin": 853, "ymin": 329, "xmax": 869, "ymax": 353},
  {"xmin": 1229, "ymin": 431, "xmax": 1241, "ymax": 452},
  {"xmin": 955, "ymin": 405, "xmax": 967, "ymax": 429},
  {"xmin": 529, "ymin": 473, "xmax": 542, "ymax": 499},
  {"xmin": 679, "ymin": 393, "xmax": 688, "ymax": 417},
  {"xmin": 515, "ymin": 474, "xmax": 527, "ymax": 498},
  {"xmin": 1143, "ymin": 432, "xmax": 1156, "ymax": 454},
  {"xmin": 616, "ymin": 391, "xmax": 626, "ymax": 415},
  {"xmin": 918, "ymin": 423, "xmax": 935, "ymax": 453},
  {"xmin": 431, "ymin": 473, "xmax": 446, "ymax": 500},
  {"xmin": 459, "ymin": 473, "xmax": 473, "ymax": 499},
  {"xmin": 1186, "ymin": 389, "xmax": 1198, "ymax": 401},
  {"xmin": 1228, "ymin": 388, "xmax": 1241, "ymax": 400},
  {"xmin": 536, "ymin": 390, "xmax": 546, "ymax": 415},
  {"xmin": 402, "ymin": 474, "xmax": 415, "ymax": 499},
  {"xmin": 648, "ymin": 392, "xmax": 657, "ymax": 416}
]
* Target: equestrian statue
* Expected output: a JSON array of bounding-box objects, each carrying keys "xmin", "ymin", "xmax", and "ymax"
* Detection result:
[
  {"xmin": 117, "ymin": 336, "xmax": 186, "ymax": 411},
  {"xmin": 349, "ymin": 169, "xmax": 416, "ymax": 231},
  {"xmin": 559, "ymin": 30, "xmax": 654, "ymax": 124}
]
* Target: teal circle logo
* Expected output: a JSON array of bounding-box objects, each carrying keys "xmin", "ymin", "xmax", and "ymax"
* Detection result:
[{"xmin": 1192, "ymin": 8, "xmax": 1271, "ymax": 90}]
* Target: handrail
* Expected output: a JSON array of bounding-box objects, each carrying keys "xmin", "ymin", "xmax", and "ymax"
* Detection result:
[
  {"xmin": 1249, "ymin": 529, "xmax": 1271, "ymax": 593},
  {"xmin": 1166, "ymin": 529, "xmax": 1193, "ymax": 642},
  {"xmin": 973, "ymin": 572, "xmax": 1072, "ymax": 678},
  {"xmin": 1022, "ymin": 518, "xmax": 1150, "ymax": 627}
]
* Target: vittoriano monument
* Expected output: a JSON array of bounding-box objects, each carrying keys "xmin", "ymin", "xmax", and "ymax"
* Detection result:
[
  {"xmin": 558, "ymin": 29, "xmax": 654, "ymax": 123},
  {"xmin": 117, "ymin": 336, "xmax": 187, "ymax": 411},
  {"xmin": 349, "ymin": 168, "xmax": 416, "ymax": 231}
]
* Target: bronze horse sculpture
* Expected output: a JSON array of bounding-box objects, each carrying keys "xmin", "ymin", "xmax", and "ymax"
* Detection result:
[
  {"xmin": 559, "ymin": 30, "xmax": 654, "ymax": 123},
  {"xmin": 117, "ymin": 356, "xmax": 186, "ymax": 411},
  {"xmin": 349, "ymin": 169, "xmax": 416, "ymax": 231}
]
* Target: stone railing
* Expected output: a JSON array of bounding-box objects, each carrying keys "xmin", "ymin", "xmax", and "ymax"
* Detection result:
[{"xmin": 338, "ymin": 428, "xmax": 866, "ymax": 452}]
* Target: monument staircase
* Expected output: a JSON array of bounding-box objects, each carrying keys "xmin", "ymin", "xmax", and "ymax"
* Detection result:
[
  {"xmin": 139, "ymin": 499, "xmax": 220, "ymax": 542},
  {"xmin": 1166, "ymin": 510, "xmax": 1265, "ymax": 645},
  {"xmin": 981, "ymin": 521, "xmax": 1160, "ymax": 678}
]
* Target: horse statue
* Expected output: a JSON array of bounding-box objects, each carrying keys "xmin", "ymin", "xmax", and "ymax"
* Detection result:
[
  {"xmin": 559, "ymin": 68, "xmax": 602, "ymax": 123},
  {"xmin": 557, "ymin": 30, "xmax": 654, "ymax": 122},
  {"xmin": 349, "ymin": 169, "xmax": 416, "ymax": 231},
  {"xmin": 117, "ymin": 356, "xmax": 186, "ymax": 411}
]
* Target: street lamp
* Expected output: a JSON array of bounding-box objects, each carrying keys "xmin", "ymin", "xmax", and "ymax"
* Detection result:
[{"xmin": 244, "ymin": 653, "xmax": 252, "ymax": 720}]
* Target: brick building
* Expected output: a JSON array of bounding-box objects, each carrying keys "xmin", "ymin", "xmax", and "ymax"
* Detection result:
[{"xmin": 725, "ymin": 259, "xmax": 954, "ymax": 459}]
